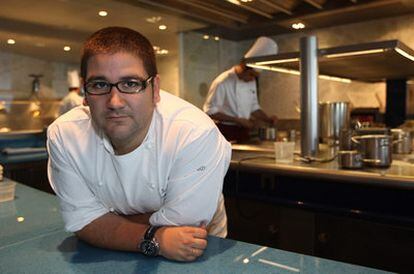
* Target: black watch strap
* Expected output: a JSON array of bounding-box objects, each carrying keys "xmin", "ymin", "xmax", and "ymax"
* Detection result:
[{"xmin": 144, "ymin": 225, "xmax": 161, "ymax": 240}]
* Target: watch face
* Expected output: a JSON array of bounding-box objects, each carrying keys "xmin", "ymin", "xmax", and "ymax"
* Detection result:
[{"xmin": 140, "ymin": 240, "xmax": 159, "ymax": 257}]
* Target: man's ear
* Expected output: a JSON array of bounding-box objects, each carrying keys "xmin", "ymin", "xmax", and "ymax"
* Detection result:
[{"xmin": 152, "ymin": 75, "xmax": 161, "ymax": 104}]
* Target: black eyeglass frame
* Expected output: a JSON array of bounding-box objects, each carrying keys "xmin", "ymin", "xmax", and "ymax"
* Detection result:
[{"xmin": 84, "ymin": 76, "xmax": 153, "ymax": 95}]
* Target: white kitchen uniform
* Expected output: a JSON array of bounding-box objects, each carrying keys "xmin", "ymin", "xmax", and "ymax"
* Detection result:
[
  {"xmin": 59, "ymin": 91, "xmax": 84, "ymax": 115},
  {"xmin": 203, "ymin": 67, "xmax": 260, "ymax": 124},
  {"xmin": 47, "ymin": 90, "xmax": 231, "ymax": 237}
]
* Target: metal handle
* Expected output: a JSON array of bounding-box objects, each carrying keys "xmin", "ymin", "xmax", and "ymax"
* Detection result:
[
  {"xmin": 351, "ymin": 136, "xmax": 360, "ymax": 144},
  {"xmin": 361, "ymin": 158, "xmax": 381, "ymax": 164}
]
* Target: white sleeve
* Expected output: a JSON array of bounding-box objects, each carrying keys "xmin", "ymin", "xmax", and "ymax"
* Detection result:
[
  {"xmin": 250, "ymin": 87, "xmax": 261, "ymax": 113},
  {"xmin": 47, "ymin": 125, "xmax": 108, "ymax": 232},
  {"xmin": 149, "ymin": 127, "xmax": 231, "ymax": 227},
  {"xmin": 203, "ymin": 81, "xmax": 226, "ymax": 115}
]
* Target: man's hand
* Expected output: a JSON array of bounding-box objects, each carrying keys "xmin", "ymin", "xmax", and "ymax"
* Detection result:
[
  {"xmin": 156, "ymin": 225, "xmax": 208, "ymax": 261},
  {"xmin": 269, "ymin": 115, "xmax": 278, "ymax": 126}
]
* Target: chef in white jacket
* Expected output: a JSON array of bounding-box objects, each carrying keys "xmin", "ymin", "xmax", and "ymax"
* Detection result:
[
  {"xmin": 59, "ymin": 70, "xmax": 84, "ymax": 115},
  {"xmin": 203, "ymin": 37, "xmax": 278, "ymax": 143},
  {"xmin": 47, "ymin": 27, "xmax": 230, "ymax": 262}
]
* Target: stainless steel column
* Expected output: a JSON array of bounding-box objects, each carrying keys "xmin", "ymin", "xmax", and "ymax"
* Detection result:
[{"xmin": 300, "ymin": 36, "xmax": 319, "ymax": 157}]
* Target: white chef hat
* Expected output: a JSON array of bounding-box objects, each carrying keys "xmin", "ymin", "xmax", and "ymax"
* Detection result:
[
  {"xmin": 67, "ymin": 69, "xmax": 80, "ymax": 88},
  {"xmin": 244, "ymin": 36, "xmax": 278, "ymax": 59}
]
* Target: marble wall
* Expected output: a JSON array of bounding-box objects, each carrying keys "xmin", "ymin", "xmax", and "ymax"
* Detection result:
[
  {"xmin": 0, "ymin": 51, "xmax": 78, "ymax": 100},
  {"xmin": 181, "ymin": 14, "xmax": 414, "ymax": 119},
  {"xmin": 0, "ymin": 47, "xmax": 180, "ymax": 101},
  {"xmin": 179, "ymin": 32, "xmax": 241, "ymax": 108}
]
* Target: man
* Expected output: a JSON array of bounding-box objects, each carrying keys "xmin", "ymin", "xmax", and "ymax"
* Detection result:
[
  {"xmin": 203, "ymin": 37, "xmax": 278, "ymax": 143},
  {"xmin": 59, "ymin": 70, "xmax": 84, "ymax": 115},
  {"xmin": 47, "ymin": 27, "xmax": 231, "ymax": 262}
]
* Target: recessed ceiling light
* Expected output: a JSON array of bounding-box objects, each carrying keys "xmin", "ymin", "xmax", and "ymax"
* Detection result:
[
  {"xmin": 7, "ymin": 39, "xmax": 15, "ymax": 45},
  {"xmin": 292, "ymin": 22, "xmax": 305, "ymax": 29},
  {"xmin": 98, "ymin": 10, "xmax": 108, "ymax": 17},
  {"xmin": 214, "ymin": 36, "xmax": 220, "ymax": 41},
  {"xmin": 153, "ymin": 45, "xmax": 160, "ymax": 51},
  {"xmin": 203, "ymin": 35, "xmax": 209, "ymax": 40},
  {"xmin": 146, "ymin": 16, "xmax": 162, "ymax": 23},
  {"xmin": 240, "ymin": 0, "xmax": 253, "ymax": 2},
  {"xmin": 63, "ymin": 46, "xmax": 71, "ymax": 51},
  {"xmin": 158, "ymin": 25, "xmax": 167, "ymax": 30}
]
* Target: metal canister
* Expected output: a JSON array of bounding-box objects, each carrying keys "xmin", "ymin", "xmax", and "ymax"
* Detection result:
[
  {"xmin": 338, "ymin": 150, "xmax": 363, "ymax": 169},
  {"xmin": 391, "ymin": 129, "xmax": 412, "ymax": 154}
]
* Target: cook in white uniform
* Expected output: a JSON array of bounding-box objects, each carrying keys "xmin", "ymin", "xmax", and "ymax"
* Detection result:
[
  {"xmin": 59, "ymin": 70, "xmax": 84, "ymax": 115},
  {"xmin": 203, "ymin": 37, "xmax": 278, "ymax": 143},
  {"xmin": 47, "ymin": 27, "xmax": 231, "ymax": 262}
]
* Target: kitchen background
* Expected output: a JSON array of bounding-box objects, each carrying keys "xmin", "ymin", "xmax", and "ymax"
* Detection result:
[{"xmin": 1, "ymin": 0, "xmax": 414, "ymax": 127}]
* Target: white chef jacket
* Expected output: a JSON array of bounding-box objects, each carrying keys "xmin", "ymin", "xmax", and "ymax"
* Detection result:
[
  {"xmin": 203, "ymin": 67, "xmax": 261, "ymax": 124},
  {"xmin": 47, "ymin": 90, "xmax": 231, "ymax": 237},
  {"xmin": 59, "ymin": 91, "xmax": 84, "ymax": 115}
]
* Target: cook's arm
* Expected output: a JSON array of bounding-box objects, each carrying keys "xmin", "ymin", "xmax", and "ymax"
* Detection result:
[
  {"xmin": 209, "ymin": 112, "xmax": 254, "ymax": 129},
  {"xmin": 251, "ymin": 109, "xmax": 278, "ymax": 125}
]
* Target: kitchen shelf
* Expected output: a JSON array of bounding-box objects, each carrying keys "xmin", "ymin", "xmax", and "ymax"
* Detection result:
[{"xmin": 245, "ymin": 40, "xmax": 414, "ymax": 83}]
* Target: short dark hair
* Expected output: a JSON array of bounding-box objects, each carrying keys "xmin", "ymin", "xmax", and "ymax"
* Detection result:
[{"xmin": 80, "ymin": 27, "xmax": 157, "ymax": 79}]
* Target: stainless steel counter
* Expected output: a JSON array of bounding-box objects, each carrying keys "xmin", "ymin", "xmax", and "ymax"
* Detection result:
[{"xmin": 231, "ymin": 143, "xmax": 414, "ymax": 190}]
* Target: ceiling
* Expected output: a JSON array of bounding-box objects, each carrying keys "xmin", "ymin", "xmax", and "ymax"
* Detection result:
[
  {"xmin": 1, "ymin": 0, "xmax": 414, "ymax": 63},
  {"xmin": 0, "ymin": 0, "xmax": 205, "ymax": 63}
]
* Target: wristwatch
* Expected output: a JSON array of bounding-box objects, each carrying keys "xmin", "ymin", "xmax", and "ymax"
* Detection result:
[{"xmin": 139, "ymin": 225, "xmax": 161, "ymax": 257}]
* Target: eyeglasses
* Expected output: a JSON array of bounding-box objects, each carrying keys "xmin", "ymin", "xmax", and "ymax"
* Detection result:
[{"xmin": 84, "ymin": 76, "xmax": 153, "ymax": 95}]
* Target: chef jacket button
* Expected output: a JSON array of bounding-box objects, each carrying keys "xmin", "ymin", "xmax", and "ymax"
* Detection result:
[
  {"xmin": 150, "ymin": 183, "xmax": 155, "ymax": 189},
  {"xmin": 146, "ymin": 142, "xmax": 153, "ymax": 149},
  {"xmin": 109, "ymin": 207, "xmax": 114, "ymax": 212},
  {"xmin": 98, "ymin": 181, "xmax": 103, "ymax": 187}
]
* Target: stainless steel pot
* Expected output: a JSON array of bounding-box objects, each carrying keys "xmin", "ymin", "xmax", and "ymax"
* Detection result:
[
  {"xmin": 391, "ymin": 129, "xmax": 412, "ymax": 154},
  {"xmin": 319, "ymin": 101, "xmax": 350, "ymax": 143},
  {"xmin": 352, "ymin": 134, "xmax": 392, "ymax": 168},
  {"xmin": 337, "ymin": 150, "xmax": 363, "ymax": 169}
]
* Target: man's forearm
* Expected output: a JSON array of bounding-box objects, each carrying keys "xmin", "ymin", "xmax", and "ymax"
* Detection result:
[
  {"xmin": 76, "ymin": 213, "xmax": 147, "ymax": 252},
  {"xmin": 123, "ymin": 213, "xmax": 152, "ymax": 224},
  {"xmin": 251, "ymin": 109, "xmax": 270, "ymax": 123},
  {"xmin": 209, "ymin": 112, "xmax": 238, "ymax": 124}
]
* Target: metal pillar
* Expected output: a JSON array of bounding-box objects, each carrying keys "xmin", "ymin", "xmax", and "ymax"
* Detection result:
[{"xmin": 300, "ymin": 36, "xmax": 319, "ymax": 157}]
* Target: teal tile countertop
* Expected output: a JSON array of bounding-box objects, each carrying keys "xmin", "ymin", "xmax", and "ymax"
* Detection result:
[{"xmin": 0, "ymin": 180, "xmax": 390, "ymax": 274}]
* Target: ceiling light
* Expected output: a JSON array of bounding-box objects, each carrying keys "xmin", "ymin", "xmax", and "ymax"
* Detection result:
[
  {"xmin": 325, "ymin": 49, "xmax": 385, "ymax": 58},
  {"xmin": 203, "ymin": 35, "xmax": 210, "ymax": 40},
  {"xmin": 155, "ymin": 48, "xmax": 169, "ymax": 55},
  {"xmin": 7, "ymin": 39, "xmax": 15, "ymax": 45},
  {"xmin": 292, "ymin": 23, "xmax": 305, "ymax": 29},
  {"xmin": 63, "ymin": 46, "xmax": 71, "ymax": 51},
  {"xmin": 226, "ymin": 0, "xmax": 241, "ymax": 5},
  {"xmin": 153, "ymin": 45, "xmax": 160, "ymax": 51},
  {"xmin": 395, "ymin": 48, "xmax": 414, "ymax": 61},
  {"xmin": 158, "ymin": 25, "xmax": 167, "ymax": 30},
  {"xmin": 98, "ymin": 10, "xmax": 108, "ymax": 17},
  {"xmin": 246, "ymin": 63, "xmax": 352, "ymax": 83},
  {"xmin": 241, "ymin": 0, "xmax": 253, "ymax": 2},
  {"xmin": 214, "ymin": 36, "xmax": 220, "ymax": 41},
  {"xmin": 146, "ymin": 16, "xmax": 162, "ymax": 23},
  {"xmin": 256, "ymin": 58, "xmax": 299, "ymax": 65}
]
